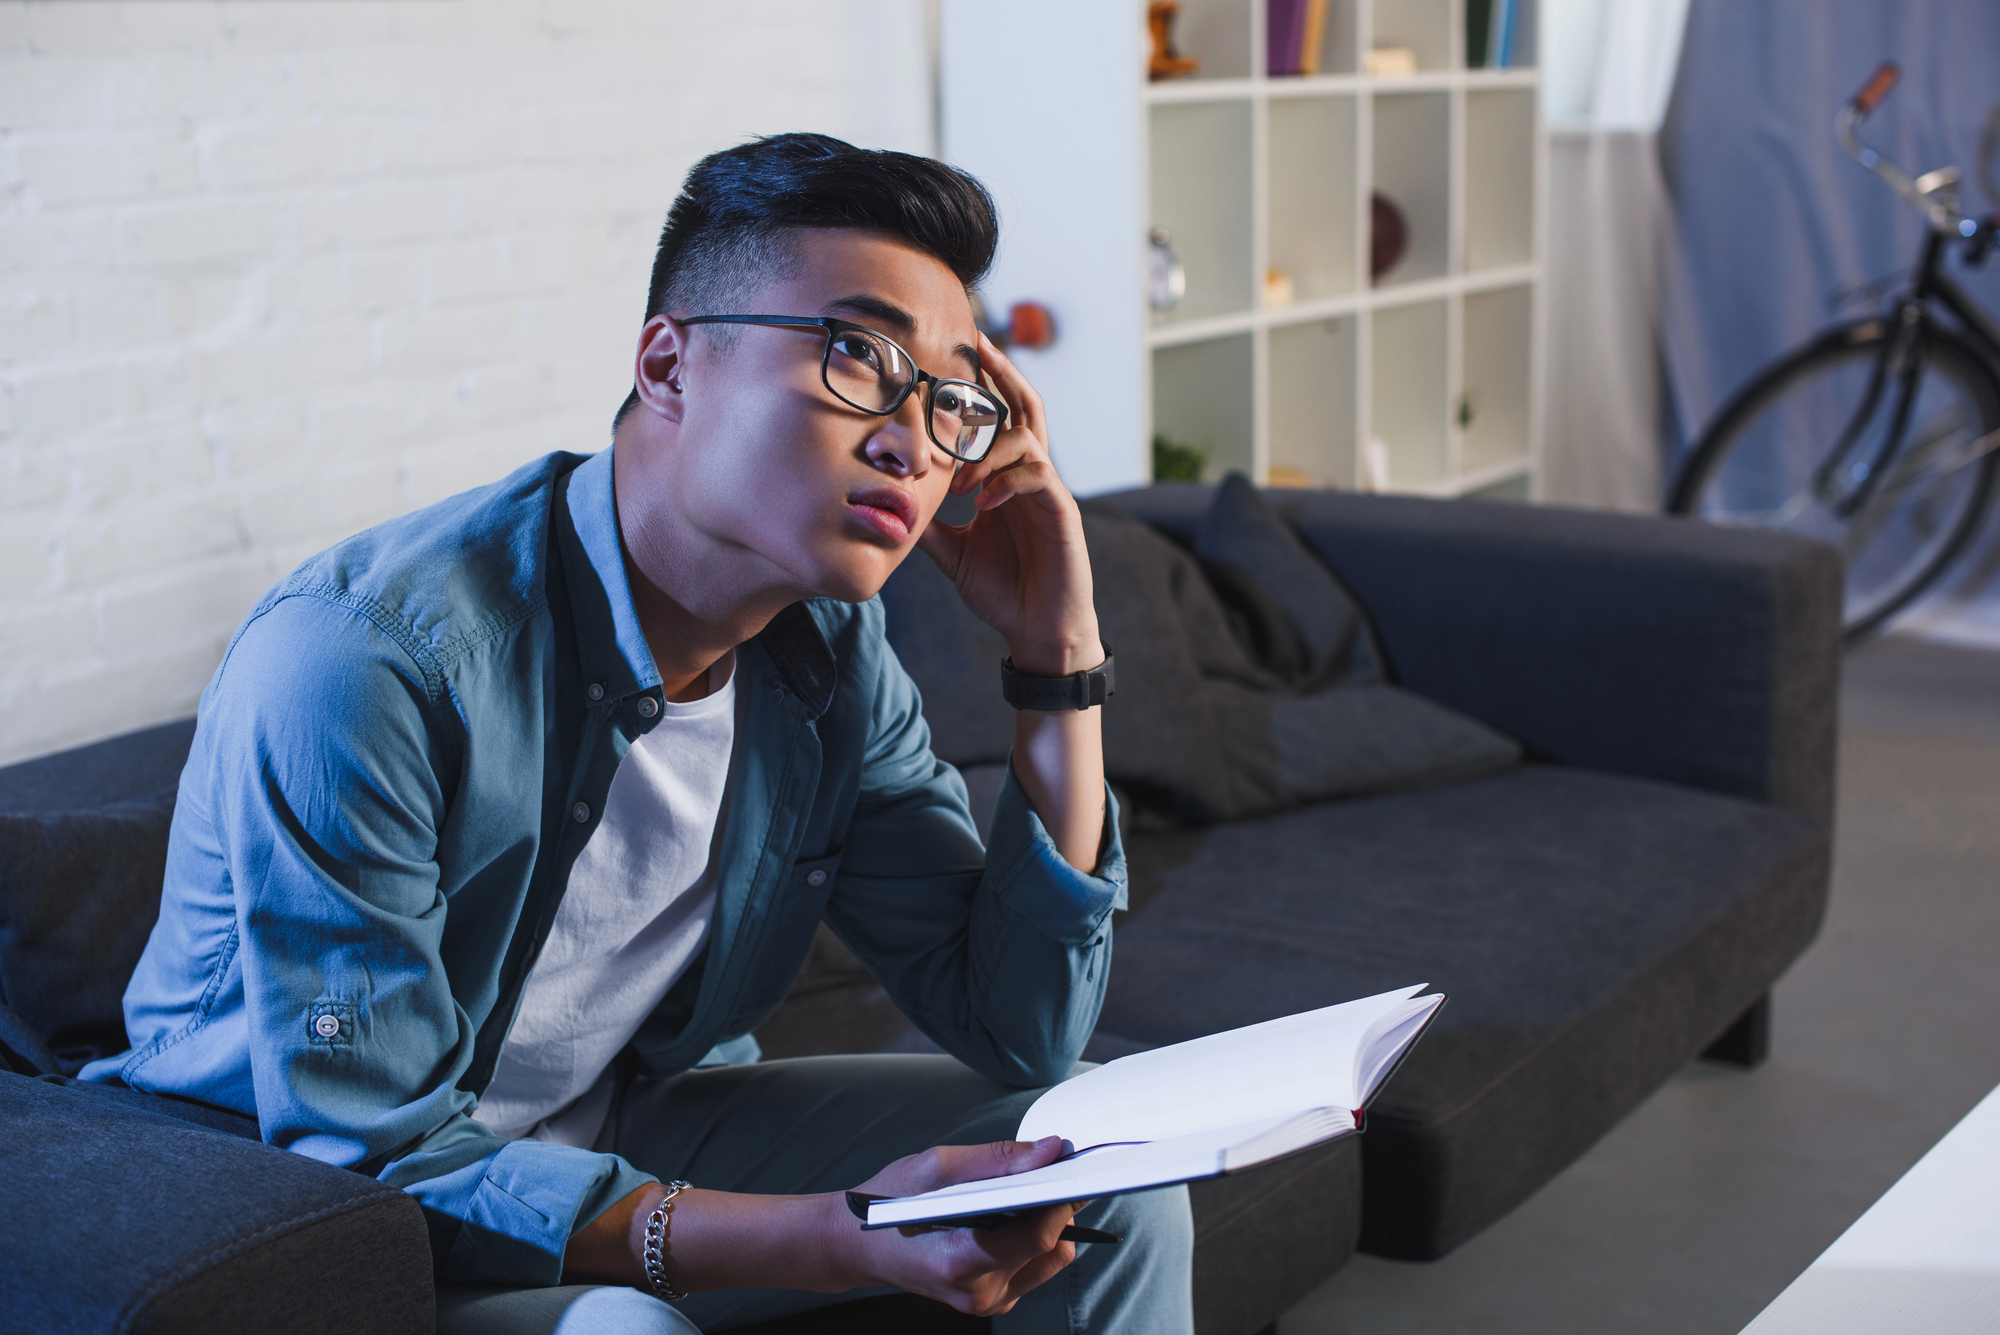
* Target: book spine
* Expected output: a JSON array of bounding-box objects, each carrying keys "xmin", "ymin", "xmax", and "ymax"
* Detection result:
[
  {"xmin": 1266, "ymin": 0, "xmax": 1301, "ymax": 76},
  {"xmin": 1491, "ymin": 0, "xmax": 1517, "ymax": 68},
  {"xmin": 1465, "ymin": 0, "xmax": 1491, "ymax": 70},
  {"xmin": 1299, "ymin": 0, "xmax": 1330, "ymax": 76}
]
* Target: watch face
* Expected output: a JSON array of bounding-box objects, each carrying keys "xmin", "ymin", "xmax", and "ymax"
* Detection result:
[{"xmin": 1148, "ymin": 228, "xmax": 1186, "ymax": 311}]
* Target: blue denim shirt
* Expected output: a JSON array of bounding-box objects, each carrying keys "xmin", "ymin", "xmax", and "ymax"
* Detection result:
[{"xmin": 82, "ymin": 448, "xmax": 1125, "ymax": 1286}]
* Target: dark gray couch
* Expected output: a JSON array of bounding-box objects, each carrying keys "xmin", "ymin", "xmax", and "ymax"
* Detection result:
[{"xmin": 0, "ymin": 485, "xmax": 1840, "ymax": 1335}]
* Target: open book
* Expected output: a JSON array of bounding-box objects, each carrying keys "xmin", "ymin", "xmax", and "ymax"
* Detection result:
[{"xmin": 856, "ymin": 985, "xmax": 1445, "ymax": 1230}]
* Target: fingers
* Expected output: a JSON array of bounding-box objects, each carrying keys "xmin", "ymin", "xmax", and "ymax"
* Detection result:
[
  {"xmin": 978, "ymin": 331, "xmax": 1047, "ymax": 441},
  {"xmin": 915, "ymin": 509, "xmax": 966, "ymax": 576},
  {"xmin": 949, "ymin": 422, "xmax": 1040, "ymax": 498},
  {"xmin": 970, "ymin": 455, "xmax": 1068, "ymax": 516},
  {"xmin": 949, "ymin": 331, "xmax": 1053, "ymax": 500},
  {"xmin": 1000, "ymin": 1237, "xmax": 1077, "ymax": 1307},
  {"xmin": 943, "ymin": 1136, "xmax": 1065, "ymax": 1185}
]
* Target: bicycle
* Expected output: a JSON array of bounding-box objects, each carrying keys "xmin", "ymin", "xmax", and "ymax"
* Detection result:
[{"xmin": 1667, "ymin": 62, "xmax": 2000, "ymax": 641}]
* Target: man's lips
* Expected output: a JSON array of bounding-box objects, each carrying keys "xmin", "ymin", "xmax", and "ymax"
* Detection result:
[{"xmin": 848, "ymin": 487, "xmax": 918, "ymax": 543}]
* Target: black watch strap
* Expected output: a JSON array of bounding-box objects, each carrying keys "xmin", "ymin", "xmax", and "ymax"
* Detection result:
[{"xmin": 1000, "ymin": 653, "xmax": 1115, "ymax": 711}]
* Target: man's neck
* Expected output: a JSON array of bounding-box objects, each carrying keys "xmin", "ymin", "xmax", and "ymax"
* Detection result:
[
  {"xmin": 620, "ymin": 548, "xmax": 780, "ymax": 703},
  {"xmin": 611, "ymin": 434, "xmax": 807, "ymax": 703}
]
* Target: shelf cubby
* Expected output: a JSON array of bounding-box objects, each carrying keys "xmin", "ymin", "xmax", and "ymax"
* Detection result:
[
  {"xmin": 1150, "ymin": 99, "xmax": 1255, "ymax": 326},
  {"xmin": 1371, "ymin": 298, "xmax": 1449, "ymax": 487},
  {"xmin": 940, "ymin": 0, "xmax": 1543, "ymax": 500},
  {"xmin": 1460, "ymin": 283, "xmax": 1533, "ymax": 474},
  {"xmin": 1173, "ymin": 0, "xmax": 1254, "ymax": 80},
  {"xmin": 1269, "ymin": 315, "xmax": 1359, "ymax": 487},
  {"xmin": 1370, "ymin": 0, "xmax": 1455, "ymax": 71},
  {"xmin": 1269, "ymin": 95, "xmax": 1359, "ymax": 303},
  {"xmin": 1371, "ymin": 90, "xmax": 1451, "ymax": 288},
  {"xmin": 1153, "ymin": 332, "xmax": 1256, "ymax": 480},
  {"xmin": 1465, "ymin": 87, "xmax": 1537, "ymax": 272}
]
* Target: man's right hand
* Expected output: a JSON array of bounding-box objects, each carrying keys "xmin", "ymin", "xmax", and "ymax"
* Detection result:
[
  {"xmin": 835, "ymin": 1137, "xmax": 1082, "ymax": 1317},
  {"xmin": 565, "ymin": 1136, "xmax": 1083, "ymax": 1313}
]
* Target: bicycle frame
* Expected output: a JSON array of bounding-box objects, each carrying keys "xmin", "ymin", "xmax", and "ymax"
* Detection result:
[{"xmin": 1812, "ymin": 71, "xmax": 2000, "ymax": 517}]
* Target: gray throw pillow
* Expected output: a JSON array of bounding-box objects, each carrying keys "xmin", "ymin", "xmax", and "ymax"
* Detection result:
[
  {"xmin": 1187, "ymin": 474, "xmax": 1521, "ymax": 810},
  {"xmin": 1198, "ymin": 470, "xmax": 1383, "ymax": 688},
  {"xmin": 0, "ymin": 788, "xmax": 175, "ymax": 1073}
]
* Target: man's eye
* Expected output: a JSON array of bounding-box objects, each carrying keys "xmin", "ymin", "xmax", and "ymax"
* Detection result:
[{"xmin": 831, "ymin": 333, "xmax": 885, "ymax": 371}]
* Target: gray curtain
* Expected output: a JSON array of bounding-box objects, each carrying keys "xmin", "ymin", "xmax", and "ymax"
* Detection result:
[{"xmin": 1659, "ymin": 0, "xmax": 2000, "ymax": 639}]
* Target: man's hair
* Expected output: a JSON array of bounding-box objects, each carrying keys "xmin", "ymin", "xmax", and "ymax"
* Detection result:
[{"xmin": 614, "ymin": 133, "xmax": 1000, "ymax": 432}]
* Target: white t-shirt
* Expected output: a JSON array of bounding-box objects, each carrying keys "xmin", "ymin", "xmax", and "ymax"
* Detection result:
[{"xmin": 472, "ymin": 652, "xmax": 737, "ymax": 1147}]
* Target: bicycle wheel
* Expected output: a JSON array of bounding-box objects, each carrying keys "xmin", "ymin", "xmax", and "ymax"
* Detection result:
[{"xmin": 1669, "ymin": 320, "xmax": 2000, "ymax": 639}]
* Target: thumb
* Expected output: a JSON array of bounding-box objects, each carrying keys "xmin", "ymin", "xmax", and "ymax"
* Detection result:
[
  {"xmin": 950, "ymin": 1136, "xmax": 1066, "ymax": 1186},
  {"xmin": 916, "ymin": 512, "xmax": 967, "ymax": 576}
]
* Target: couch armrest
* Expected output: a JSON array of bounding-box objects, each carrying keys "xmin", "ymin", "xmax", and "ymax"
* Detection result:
[
  {"xmin": 1104, "ymin": 485, "xmax": 1842, "ymax": 827},
  {"xmin": 0, "ymin": 1072, "xmax": 434, "ymax": 1334}
]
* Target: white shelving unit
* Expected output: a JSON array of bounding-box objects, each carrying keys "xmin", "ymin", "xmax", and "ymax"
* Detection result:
[{"xmin": 940, "ymin": 0, "xmax": 1544, "ymax": 501}]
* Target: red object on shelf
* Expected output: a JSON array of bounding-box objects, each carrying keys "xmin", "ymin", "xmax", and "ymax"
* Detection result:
[
  {"xmin": 1006, "ymin": 301, "xmax": 1056, "ymax": 351},
  {"xmin": 1370, "ymin": 192, "xmax": 1408, "ymax": 281}
]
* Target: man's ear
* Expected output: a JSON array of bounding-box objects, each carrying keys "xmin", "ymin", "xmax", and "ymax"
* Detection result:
[{"xmin": 632, "ymin": 314, "xmax": 692, "ymax": 424}]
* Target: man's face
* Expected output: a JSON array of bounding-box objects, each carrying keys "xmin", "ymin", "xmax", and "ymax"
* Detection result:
[{"xmin": 633, "ymin": 228, "xmax": 976, "ymax": 604}]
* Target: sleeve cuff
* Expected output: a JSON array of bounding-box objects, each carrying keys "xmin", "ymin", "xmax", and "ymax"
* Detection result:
[
  {"xmin": 443, "ymin": 1138, "xmax": 658, "ymax": 1287},
  {"xmin": 981, "ymin": 760, "xmax": 1128, "ymax": 944}
]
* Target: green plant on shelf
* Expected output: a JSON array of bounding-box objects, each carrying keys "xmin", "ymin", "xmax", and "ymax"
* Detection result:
[{"xmin": 1152, "ymin": 433, "xmax": 1209, "ymax": 482}]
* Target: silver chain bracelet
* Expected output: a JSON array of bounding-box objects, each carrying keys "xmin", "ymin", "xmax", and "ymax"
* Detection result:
[{"xmin": 642, "ymin": 1180, "xmax": 692, "ymax": 1303}]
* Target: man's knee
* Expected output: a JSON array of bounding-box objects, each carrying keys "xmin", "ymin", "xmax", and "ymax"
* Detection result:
[{"xmin": 1085, "ymin": 1181, "xmax": 1195, "ymax": 1253}]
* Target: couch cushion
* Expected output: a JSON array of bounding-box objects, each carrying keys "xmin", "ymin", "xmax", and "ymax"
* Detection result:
[
  {"xmin": 0, "ymin": 1070, "xmax": 433, "ymax": 1334},
  {"xmin": 0, "ymin": 789, "xmax": 175, "ymax": 1071},
  {"xmin": 1196, "ymin": 471, "xmax": 1382, "ymax": 688},
  {"xmin": 1089, "ymin": 765, "xmax": 1828, "ymax": 1259},
  {"xmin": 1187, "ymin": 1138, "xmax": 1360, "ymax": 1335},
  {"xmin": 0, "ymin": 717, "xmax": 196, "ymax": 815}
]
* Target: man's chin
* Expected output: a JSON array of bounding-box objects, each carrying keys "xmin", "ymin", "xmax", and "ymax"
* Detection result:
[{"xmin": 802, "ymin": 544, "xmax": 916, "ymax": 605}]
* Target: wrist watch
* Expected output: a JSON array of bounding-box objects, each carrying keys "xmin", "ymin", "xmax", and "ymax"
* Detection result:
[{"xmin": 1000, "ymin": 652, "xmax": 1115, "ymax": 711}]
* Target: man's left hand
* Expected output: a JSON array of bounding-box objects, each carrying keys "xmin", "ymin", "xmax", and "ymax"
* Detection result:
[{"xmin": 917, "ymin": 332, "xmax": 1105, "ymax": 677}]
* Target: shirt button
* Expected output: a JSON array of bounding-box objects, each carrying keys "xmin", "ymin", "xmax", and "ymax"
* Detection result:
[
  {"xmin": 806, "ymin": 869, "xmax": 828, "ymax": 888},
  {"xmin": 572, "ymin": 801, "xmax": 591, "ymax": 823},
  {"xmin": 313, "ymin": 1014, "xmax": 342, "ymax": 1039},
  {"xmin": 586, "ymin": 683, "xmax": 605, "ymax": 702},
  {"xmin": 637, "ymin": 696, "xmax": 660, "ymax": 718}
]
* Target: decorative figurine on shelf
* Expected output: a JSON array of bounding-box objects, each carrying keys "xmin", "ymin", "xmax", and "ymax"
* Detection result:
[
  {"xmin": 1264, "ymin": 266, "xmax": 1296, "ymax": 309},
  {"xmin": 969, "ymin": 294, "xmax": 1059, "ymax": 352},
  {"xmin": 1148, "ymin": 227, "xmax": 1187, "ymax": 311},
  {"xmin": 1370, "ymin": 191, "xmax": 1408, "ymax": 281},
  {"xmin": 1366, "ymin": 45, "xmax": 1418, "ymax": 76},
  {"xmin": 1148, "ymin": 2, "xmax": 1201, "ymax": 81}
]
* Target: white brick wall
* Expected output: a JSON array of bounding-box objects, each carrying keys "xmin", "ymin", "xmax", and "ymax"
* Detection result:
[{"xmin": 0, "ymin": 0, "xmax": 937, "ymax": 766}]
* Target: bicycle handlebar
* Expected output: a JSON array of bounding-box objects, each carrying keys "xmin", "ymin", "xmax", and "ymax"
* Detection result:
[
  {"xmin": 1851, "ymin": 61, "xmax": 1899, "ymax": 116},
  {"xmin": 1836, "ymin": 59, "xmax": 1972, "ymax": 232}
]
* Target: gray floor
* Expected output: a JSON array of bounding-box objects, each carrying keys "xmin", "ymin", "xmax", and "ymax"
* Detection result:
[{"xmin": 1279, "ymin": 635, "xmax": 2000, "ymax": 1335}]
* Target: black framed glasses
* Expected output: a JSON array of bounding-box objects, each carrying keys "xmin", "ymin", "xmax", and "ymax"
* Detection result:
[{"xmin": 681, "ymin": 314, "xmax": 1008, "ymax": 463}]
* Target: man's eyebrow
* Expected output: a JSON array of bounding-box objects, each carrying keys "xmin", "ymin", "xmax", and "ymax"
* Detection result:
[
  {"xmin": 824, "ymin": 294, "xmax": 984, "ymax": 378},
  {"xmin": 822, "ymin": 294, "xmax": 916, "ymax": 333}
]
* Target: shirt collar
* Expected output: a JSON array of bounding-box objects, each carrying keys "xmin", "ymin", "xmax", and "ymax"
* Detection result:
[{"xmin": 559, "ymin": 447, "xmax": 660, "ymax": 700}]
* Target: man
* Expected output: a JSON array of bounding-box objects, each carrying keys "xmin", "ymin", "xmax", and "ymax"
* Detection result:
[{"xmin": 84, "ymin": 133, "xmax": 1195, "ymax": 1333}]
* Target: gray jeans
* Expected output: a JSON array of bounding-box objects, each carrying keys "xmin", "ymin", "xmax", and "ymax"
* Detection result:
[{"xmin": 434, "ymin": 1054, "xmax": 1194, "ymax": 1334}]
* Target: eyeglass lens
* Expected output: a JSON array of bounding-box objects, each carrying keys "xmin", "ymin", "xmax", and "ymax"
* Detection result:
[{"xmin": 823, "ymin": 325, "xmax": 1002, "ymax": 461}]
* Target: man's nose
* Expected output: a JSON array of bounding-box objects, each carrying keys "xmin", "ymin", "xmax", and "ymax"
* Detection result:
[{"xmin": 864, "ymin": 395, "xmax": 933, "ymax": 478}]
